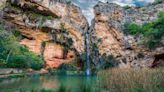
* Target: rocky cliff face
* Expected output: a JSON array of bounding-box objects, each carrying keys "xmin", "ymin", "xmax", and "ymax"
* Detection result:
[
  {"xmin": 89, "ymin": 2, "xmax": 164, "ymax": 68},
  {"xmin": 125, "ymin": 3, "xmax": 164, "ymax": 25},
  {"xmin": 90, "ymin": 2, "xmax": 125, "ymax": 57},
  {"xmin": 2, "ymin": 0, "xmax": 88, "ymax": 68},
  {"xmin": 1, "ymin": 0, "xmax": 164, "ymax": 69}
]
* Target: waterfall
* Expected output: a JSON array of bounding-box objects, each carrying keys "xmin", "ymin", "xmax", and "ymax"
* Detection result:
[{"xmin": 85, "ymin": 32, "xmax": 91, "ymax": 76}]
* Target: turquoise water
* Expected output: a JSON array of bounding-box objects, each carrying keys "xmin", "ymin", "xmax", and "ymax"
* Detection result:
[{"xmin": 0, "ymin": 75, "xmax": 100, "ymax": 92}]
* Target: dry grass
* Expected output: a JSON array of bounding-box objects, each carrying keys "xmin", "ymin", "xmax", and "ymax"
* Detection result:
[{"xmin": 98, "ymin": 68, "xmax": 164, "ymax": 92}]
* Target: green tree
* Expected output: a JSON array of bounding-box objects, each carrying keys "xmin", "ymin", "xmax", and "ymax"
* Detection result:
[{"xmin": 0, "ymin": 22, "xmax": 44, "ymax": 70}]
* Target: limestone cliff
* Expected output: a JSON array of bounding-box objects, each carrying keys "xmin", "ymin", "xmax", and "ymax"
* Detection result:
[
  {"xmin": 1, "ymin": 0, "xmax": 164, "ymax": 69},
  {"xmin": 2, "ymin": 0, "xmax": 88, "ymax": 68},
  {"xmin": 89, "ymin": 2, "xmax": 164, "ymax": 68}
]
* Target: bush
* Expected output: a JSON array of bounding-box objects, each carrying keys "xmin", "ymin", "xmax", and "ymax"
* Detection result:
[
  {"xmin": 137, "ymin": 52, "xmax": 145, "ymax": 59},
  {"xmin": 123, "ymin": 23, "xmax": 142, "ymax": 35},
  {"xmin": 123, "ymin": 5, "xmax": 132, "ymax": 9},
  {"xmin": 57, "ymin": 63, "xmax": 78, "ymax": 71},
  {"xmin": 0, "ymin": 59, "xmax": 7, "ymax": 67},
  {"xmin": 99, "ymin": 54, "xmax": 118, "ymax": 69},
  {"xmin": 7, "ymin": 55, "xmax": 28, "ymax": 68}
]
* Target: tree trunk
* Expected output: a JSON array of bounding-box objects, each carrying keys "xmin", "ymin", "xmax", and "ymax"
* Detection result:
[{"xmin": 6, "ymin": 50, "xmax": 12, "ymax": 62}]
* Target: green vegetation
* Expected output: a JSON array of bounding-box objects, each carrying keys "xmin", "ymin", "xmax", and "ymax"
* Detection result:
[
  {"xmin": 124, "ymin": 12, "xmax": 164, "ymax": 49},
  {"xmin": 89, "ymin": 42, "xmax": 118, "ymax": 70},
  {"xmin": 57, "ymin": 63, "xmax": 78, "ymax": 71},
  {"xmin": 123, "ymin": 5, "xmax": 132, "ymax": 9},
  {"xmin": 98, "ymin": 68, "xmax": 164, "ymax": 92},
  {"xmin": 99, "ymin": 54, "xmax": 118, "ymax": 69},
  {"xmin": 0, "ymin": 22, "xmax": 44, "ymax": 70},
  {"xmin": 49, "ymin": 23, "xmax": 73, "ymax": 58},
  {"xmin": 153, "ymin": 0, "xmax": 164, "ymax": 4},
  {"xmin": 28, "ymin": 11, "xmax": 56, "ymax": 21},
  {"xmin": 124, "ymin": 23, "xmax": 142, "ymax": 35},
  {"xmin": 137, "ymin": 52, "xmax": 145, "ymax": 59},
  {"xmin": 66, "ymin": 0, "xmax": 72, "ymax": 5}
]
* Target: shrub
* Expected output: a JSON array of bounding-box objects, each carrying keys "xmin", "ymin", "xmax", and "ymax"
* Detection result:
[
  {"xmin": 123, "ymin": 23, "xmax": 142, "ymax": 35},
  {"xmin": 137, "ymin": 52, "xmax": 145, "ymax": 59},
  {"xmin": 123, "ymin": 5, "xmax": 132, "ymax": 9},
  {"xmin": 99, "ymin": 54, "xmax": 118, "ymax": 69},
  {"xmin": 24, "ymin": 52, "xmax": 44, "ymax": 70},
  {"xmin": 0, "ymin": 59, "xmax": 7, "ymax": 67},
  {"xmin": 57, "ymin": 63, "xmax": 78, "ymax": 71}
]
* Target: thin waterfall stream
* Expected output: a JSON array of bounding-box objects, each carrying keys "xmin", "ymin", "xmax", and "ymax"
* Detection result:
[{"xmin": 85, "ymin": 32, "xmax": 91, "ymax": 76}]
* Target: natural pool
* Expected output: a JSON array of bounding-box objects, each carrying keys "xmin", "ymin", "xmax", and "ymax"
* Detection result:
[{"xmin": 0, "ymin": 75, "xmax": 101, "ymax": 92}]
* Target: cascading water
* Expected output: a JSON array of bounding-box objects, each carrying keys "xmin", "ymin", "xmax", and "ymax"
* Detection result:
[{"xmin": 85, "ymin": 32, "xmax": 91, "ymax": 76}]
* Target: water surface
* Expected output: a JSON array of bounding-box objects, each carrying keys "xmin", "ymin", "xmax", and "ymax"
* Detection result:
[{"xmin": 0, "ymin": 75, "xmax": 99, "ymax": 92}]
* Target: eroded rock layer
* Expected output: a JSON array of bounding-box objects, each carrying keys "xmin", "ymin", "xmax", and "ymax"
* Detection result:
[
  {"xmin": 2, "ymin": 0, "xmax": 88, "ymax": 68},
  {"xmin": 89, "ymin": 2, "xmax": 164, "ymax": 68}
]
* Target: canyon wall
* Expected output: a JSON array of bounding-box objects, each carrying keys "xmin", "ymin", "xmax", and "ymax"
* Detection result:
[
  {"xmin": 2, "ymin": 0, "xmax": 88, "ymax": 68},
  {"xmin": 89, "ymin": 2, "xmax": 164, "ymax": 68},
  {"xmin": 1, "ymin": 0, "xmax": 164, "ymax": 69}
]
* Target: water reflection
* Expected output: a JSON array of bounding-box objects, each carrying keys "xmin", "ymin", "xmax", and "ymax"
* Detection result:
[{"xmin": 0, "ymin": 75, "xmax": 99, "ymax": 92}]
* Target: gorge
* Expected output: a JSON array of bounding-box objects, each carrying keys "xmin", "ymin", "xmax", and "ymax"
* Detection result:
[
  {"xmin": 0, "ymin": 0, "xmax": 164, "ymax": 92},
  {"xmin": 0, "ymin": 0, "xmax": 164, "ymax": 71}
]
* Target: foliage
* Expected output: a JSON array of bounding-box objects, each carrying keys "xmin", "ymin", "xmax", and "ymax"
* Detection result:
[
  {"xmin": 123, "ymin": 5, "xmax": 132, "ymax": 9},
  {"xmin": 99, "ymin": 54, "xmax": 118, "ymax": 69},
  {"xmin": 8, "ymin": 50, "xmax": 44, "ymax": 70},
  {"xmin": 153, "ymin": 0, "xmax": 164, "ymax": 4},
  {"xmin": 40, "ymin": 89, "xmax": 54, "ymax": 92},
  {"xmin": 123, "ymin": 23, "xmax": 142, "ymax": 35},
  {"xmin": 124, "ymin": 12, "xmax": 164, "ymax": 49},
  {"xmin": 50, "ymin": 23, "xmax": 73, "ymax": 58},
  {"xmin": 57, "ymin": 63, "xmax": 78, "ymax": 71},
  {"xmin": 0, "ymin": 22, "xmax": 44, "ymax": 70},
  {"xmin": 137, "ymin": 52, "xmax": 145, "ymax": 59},
  {"xmin": 66, "ymin": 0, "xmax": 72, "ymax": 5}
]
